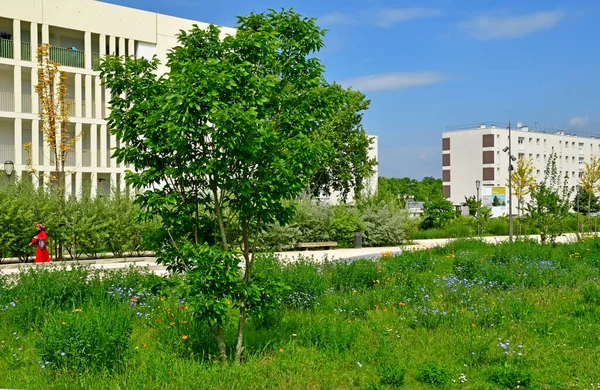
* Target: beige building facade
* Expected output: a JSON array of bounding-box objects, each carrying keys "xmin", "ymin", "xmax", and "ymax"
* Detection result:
[
  {"xmin": 442, "ymin": 122, "xmax": 597, "ymax": 208},
  {"xmin": 0, "ymin": 0, "xmax": 234, "ymax": 195}
]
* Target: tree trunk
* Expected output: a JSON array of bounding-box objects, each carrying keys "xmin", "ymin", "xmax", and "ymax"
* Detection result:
[
  {"xmin": 216, "ymin": 326, "xmax": 227, "ymax": 363},
  {"xmin": 588, "ymin": 193, "xmax": 592, "ymax": 234},
  {"xmin": 235, "ymin": 222, "xmax": 251, "ymax": 364}
]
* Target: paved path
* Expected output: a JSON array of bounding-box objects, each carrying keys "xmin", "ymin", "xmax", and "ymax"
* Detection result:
[{"xmin": 0, "ymin": 233, "xmax": 584, "ymax": 276}]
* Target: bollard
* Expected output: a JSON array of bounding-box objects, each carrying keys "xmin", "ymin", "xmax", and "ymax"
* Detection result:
[{"xmin": 354, "ymin": 232, "xmax": 362, "ymax": 249}]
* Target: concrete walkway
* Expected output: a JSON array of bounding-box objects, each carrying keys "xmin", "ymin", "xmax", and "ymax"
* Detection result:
[{"xmin": 0, "ymin": 233, "xmax": 584, "ymax": 276}]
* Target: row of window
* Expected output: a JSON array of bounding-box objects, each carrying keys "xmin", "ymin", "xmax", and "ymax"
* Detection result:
[{"xmin": 515, "ymin": 136, "xmax": 588, "ymax": 150}]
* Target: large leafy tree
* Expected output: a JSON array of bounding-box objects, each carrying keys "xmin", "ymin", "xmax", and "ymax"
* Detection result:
[
  {"xmin": 100, "ymin": 10, "xmax": 345, "ymax": 363},
  {"xmin": 526, "ymin": 153, "xmax": 572, "ymax": 244},
  {"xmin": 309, "ymin": 85, "xmax": 377, "ymax": 201}
]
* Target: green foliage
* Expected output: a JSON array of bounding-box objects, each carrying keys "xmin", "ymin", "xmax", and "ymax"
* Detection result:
[
  {"xmin": 573, "ymin": 187, "xmax": 600, "ymax": 215},
  {"xmin": 416, "ymin": 363, "xmax": 450, "ymax": 387},
  {"xmin": 361, "ymin": 201, "xmax": 418, "ymax": 246},
  {"xmin": 379, "ymin": 364, "xmax": 406, "ymax": 387},
  {"xmin": 310, "ymin": 85, "xmax": 377, "ymax": 201},
  {"xmin": 526, "ymin": 153, "xmax": 573, "ymax": 243},
  {"xmin": 330, "ymin": 259, "xmax": 379, "ymax": 291},
  {"xmin": 331, "ymin": 206, "xmax": 362, "ymax": 247},
  {"xmin": 488, "ymin": 365, "xmax": 532, "ymax": 388},
  {"xmin": 38, "ymin": 303, "xmax": 133, "ymax": 373},
  {"xmin": 421, "ymin": 197, "xmax": 456, "ymax": 229},
  {"xmin": 0, "ymin": 180, "xmax": 157, "ymax": 261},
  {"xmin": 377, "ymin": 176, "xmax": 443, "ymax": 203},
  {"xmin": 100, "ymin": 8, "xmax": 359, "ymax": 361}
]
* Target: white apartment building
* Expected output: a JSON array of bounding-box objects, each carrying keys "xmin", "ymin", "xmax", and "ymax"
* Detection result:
[
  {"xmin": 0, "ymin": 0, "xmax": 235, "ymax": 196},
  {"xmin": 442, "ymin": 122, "xmax": 597, "ymax": 209}
]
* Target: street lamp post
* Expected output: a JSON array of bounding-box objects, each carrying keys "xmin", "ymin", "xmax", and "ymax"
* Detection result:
[
  {"xmin": 3, "ymin": 160, "xmax": 14, "ymax": 181},
  {"xmin": 502, "ymin": 122, "xmax": 516, "ymax": 242},
  {"xmin": 476, "ymin": 179, "xmax": 481, "ymax": 236}
]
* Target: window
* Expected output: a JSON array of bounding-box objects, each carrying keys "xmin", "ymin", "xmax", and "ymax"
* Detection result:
[
  {"xmin": 529, "ymin": 153, "xmax": 533, "ymax": 159},
  {"xmin": 579, "ymin": 142, "xmax": 584, "ymax": 152},
  {"xmin": 544, "ymin": 154, "xmax": 547, "ymax": 161},
  {"xmin": 565, "ymin": 156, "xmax": 569, "ymax": 162},
  {"xmin": 518, "ymin": 137, "xmax": 524, "ymax": 145},
  {"xmin": 536, "ymin": 138, "xmax": 540, "ymax": 145},
  {"xmin": 565, "ymin": 142, "xmax": 569, "ymax": 148},
  {"xmin": 536, "ymin": 170, "xmax": 541, "ymax": 176},
  {"xmin": 572, "ymin": 171, "xmax": 575, "ymax": 178},
  {"xmin": 572, "ymin": 156, "xmax": 575, "ymax": 163},
  {"xmin": 518, "ymin": 153, "xmax": 525, "ymax": 159},
  {"xmin": 529, "ymin": 138, "xmax": 532, "ymax": 144},
  {"xmin": 536, "ymin": 154, "xmax": 540, "ymax": 161},
  {"xmin": 552, "ymin": 147, "xmax": 555, "ymax": 152}
]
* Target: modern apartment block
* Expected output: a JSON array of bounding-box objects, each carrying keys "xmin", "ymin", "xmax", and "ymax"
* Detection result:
[
  {"xmin": 442, "ymin": 122, "xmax": 597, "ymax": 208},
  {"xmin": 0, "ymin": 0, "xmax": 234, "ymax": 196}
]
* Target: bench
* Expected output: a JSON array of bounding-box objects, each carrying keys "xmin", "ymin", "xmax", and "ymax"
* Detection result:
[{"xmin": 296, "ymin": 242, "xmax": 338, "ymax": 251}]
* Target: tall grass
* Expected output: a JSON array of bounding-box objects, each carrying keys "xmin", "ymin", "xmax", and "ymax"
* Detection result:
[{"xmin": 1, "ymin": 238, "xmax": 600, "ymax": 388}]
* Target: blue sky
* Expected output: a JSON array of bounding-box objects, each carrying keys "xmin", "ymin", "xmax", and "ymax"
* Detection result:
[{"xmin": 103, "ymin": 0, "xmax": 600, "ymax": 179}]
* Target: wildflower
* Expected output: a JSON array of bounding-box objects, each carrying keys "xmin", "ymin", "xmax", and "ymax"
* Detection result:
[
  {"xmin": 155, "ymin": 319, "xmax": 161, "ymax": 323},
  {"xmin": 74, "ymin": 308, "xmax": 82, "ymax": 313},
  {"xmin": 61, "ymin": 321, "xmax": 66, "ymax": 325},
  {"xmin": 399, "ymin": 302, "xmax": 406, "ymax": 307},
  {"xmin": 143, "ymin": 344, "xmax": 147, "ymax": 349},
  {"xmin": 357, "ymin": 362, "xmax": 362, "ymax": 368},
  {"xmin": 292, "ymin": 334, "xmax": 297, "ymax": 337},
  {"xmin": 183, "ymin": 321, "xmax": 188, "ymax": 325},
  {"xmin": 170, "ymin": 322, "xmax": 176, "ymax": 326},
  {"xmin": 227, "ymin": 300, "xmax": 232, "ymax": 305},
  {"xmin": 181, "ymin": 335, "xmax": 188, "ymax": 340},
  {"xmin": 60, "ymin": 352, "xmax": 65, "ymax": 357},
  {"xmin": 9, "ymin": 302, "xmax": 15, "ymax": 307},
  {"xmin": 471, "ymin": 323, "xmax": 476, "ymax": 327},
  {"xmin": 278, "ymin": 348, "xmax": 284, "ymax": 353},
  {"xmin": 160, "ymin": 298, "xmax": 165, "ymax": 302}
]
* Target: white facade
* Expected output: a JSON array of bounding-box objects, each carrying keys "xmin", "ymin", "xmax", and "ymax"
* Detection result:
[
  {"xmin": 442, "ymin": 122, "xmax": 597, "ymax": 208},
  {"xmin": 0, "ymin": 0, "xmax": 234, "ymax": 195}
]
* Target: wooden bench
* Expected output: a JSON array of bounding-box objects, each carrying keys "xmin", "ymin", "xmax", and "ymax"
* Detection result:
[{"xmin": 296, "ymin": 242, "xmax": 338, "ymax": 251}]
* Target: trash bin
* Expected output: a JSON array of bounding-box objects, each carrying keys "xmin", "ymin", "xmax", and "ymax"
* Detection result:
[{"xmin": 354, "ymin": 232, "xmax": 362, "ymax": 249}]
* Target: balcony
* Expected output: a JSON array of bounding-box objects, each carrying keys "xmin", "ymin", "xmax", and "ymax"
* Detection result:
[
  {"xmin": 92, "ymin": 52, "xmax": 100, "ymax": 70},
  {"xmin": 0, "ymin": 38, "xmax": 13, "ymax": 59},
  {"xmin": 50, "ymin": 46, "xmax": 84, "ymax": 68},
  {"xmin": 0, "ymin": 144, "xmax": 14, "ymax": 163},
  {"xmin": 0, "ymin": 38, "xmax": 32, "ymax": 61},
  {"xmin": 21, "ymin": 42, "xmax": 30, "ymax": 61},
  {"xmin": 0, "ymin": 91, "xmax": 14, "ymax": 112},
  {"xmin": 65, "ymin": 149, "xmax": 93, "ymax": 167}
]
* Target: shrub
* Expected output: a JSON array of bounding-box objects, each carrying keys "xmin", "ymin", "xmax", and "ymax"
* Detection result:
[
  {"xmin": 331, "ymin": 205, "xmax": 362, "ymax": 247},
  {"xmin": 488, "ymin": 364, "xmax": 532, "ymax": 388},
  {"xmin": 416, "ymin": 363, "xmax": 450, "ymax": 387},
  {"xmin": 38, "ymin": 302, "xmax": 133, "ymax": 373},
  {"xmin": 361, "ymin": 201, "xmax": 417, "ymax": 246},
  {"xmin": 379, "ymin": 364, "xmax": 406, "ymax": 387}
]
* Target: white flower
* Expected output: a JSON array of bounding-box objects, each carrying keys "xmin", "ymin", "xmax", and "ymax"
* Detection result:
[{"xmin": 357, "ymin": 362, "xmax": 362, "ymax": 368}]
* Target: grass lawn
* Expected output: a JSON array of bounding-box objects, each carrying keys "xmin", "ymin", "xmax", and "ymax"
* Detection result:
[{"xmin": 1, "ymin": 238, "xmax": 600, "ymax": 389}]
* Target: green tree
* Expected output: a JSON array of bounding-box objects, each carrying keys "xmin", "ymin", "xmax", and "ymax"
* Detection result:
[
  {"xmin": 100, "ymin": 10, "xmax": 341, "ymax": 363},
  {"xmin": 421, "ymin": 197, "xmax": 455, "ymax": 229},
  {"xmin": 309, "ymin": 85, "xmax": 377, "ymax": 202},
  {"xmin": 526, "ymin": 153, "xmax": 572, "ymax": 244},
  {"xmin": 377, "ymin": 177, "xmax": 443, "ymax": 204},
  {"xmin": 578, "ymin": 155, "xmax": 600, "ymax": 232},
  {"xmin": 461, "ymin": 196, "xmax": 480, "ymax": 217},
  {"xmin": 572, "ymin": 187, "xmax": 600, "ymax": 215},
  {"xmin": 508, "ymin": 157, "xmax": 536, "ymax": 236}
]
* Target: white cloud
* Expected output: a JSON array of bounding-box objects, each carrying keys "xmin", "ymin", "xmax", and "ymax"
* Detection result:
[
  {"xmin": 320, "ymin": 8, "xmax": 441, "ymax": 27},
  {"xmin": 569, "ymin": 116, "xmax": 589, "ymax": 128},
  {"xmin": 341, "ymin": 72, "xmax": 445, "ymax": 91},
  {"xmin": 458, "ymin": 10, "xmax": 565, "ymax": 40},
  {"xmin": 376, "ymin": 8, "xmax": 443, "ymax": 27},
  {"xmin": 319, "ymin": 12, "xmax": 358, "ymax": 26}
]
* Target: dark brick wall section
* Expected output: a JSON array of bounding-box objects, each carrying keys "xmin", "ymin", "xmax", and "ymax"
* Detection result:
[
  {"xmin": 482, "ymin": 134, "xmax": 494, "ymax": 147},
  {"xmin": 442, "ymin": 138, "xmax": 450, "ymax": 151},
  {"xmin": 442, "ymin": 170, "xmax": 450, "ymax": 182},
  {"xmin": 482, "ymin": 150, "xmax": 494, "ymax": 164},
  {"xmin": 483, "ymin": 167, "xmax": 494, "ymax": 181},
  {"xmin": 443, "ymin": 185, "xmax": 450, "ymax": 198},
  {"xmin": 442, "ymin": 154, "xmax": 450, "ymax": 166}
]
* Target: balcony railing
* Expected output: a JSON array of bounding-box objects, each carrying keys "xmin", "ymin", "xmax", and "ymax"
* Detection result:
[
  {"xmin": 50, "ymin": 46, "xmax": 84, "ymax": 68},
  {"xmin": 0, "ymin": 145, "xmax": 14, "ymax": 163},
  {"xmin": 21, "ymin": 42, "xmax": 31, "ymax": 61},
  {"xmin": 92, "ymin": 52, "xmax": 100, "ymax": 69},
  {"xmin": 22, "ymin": 94, "xmax": 32, "ymax": 113},
  {"xmin": 0, "ymin": 38, "xmax": 13, "ymax": 59},
  {"xmin": 0, "ymin": 92, "xmax": 14, "ymax": 112}
]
